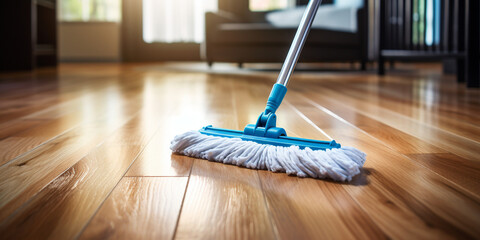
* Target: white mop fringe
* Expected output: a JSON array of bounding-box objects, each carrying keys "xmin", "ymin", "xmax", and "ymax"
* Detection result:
[{"xmin": 170, "ymin": 131, "xmax": 366, "ymax": 182}]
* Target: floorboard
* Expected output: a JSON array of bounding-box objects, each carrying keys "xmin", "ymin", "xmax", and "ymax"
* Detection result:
[
  {"xmin": 0, "ymin": 145, "xmax": 142, "ymax": 239},
  {"xmin": 174, "ymin": 160, "xmax": 275, "ymax": 240},
  {"xmin": 0, "ymin": 63, "xmax": 478, "ymax": 239},
  {"xmin": 79, "ymin": 177, "xmax": 188, "ymax": 240},
  {"xmin": 304, "ymin": 85, "xmax": 480, "ymax": 162},
  {"xmin": 0, "ymin": 95, "xmax": 143, "ymax": 222}
]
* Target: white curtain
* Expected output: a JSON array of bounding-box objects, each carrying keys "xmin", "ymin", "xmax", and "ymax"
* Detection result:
[{"xmin": 143, "ymin": 0, "xmax": 217, "ymax": 43}]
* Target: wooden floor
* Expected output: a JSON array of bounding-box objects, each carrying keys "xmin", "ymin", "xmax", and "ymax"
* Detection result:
[{"xmin": 0, "ymin": 63, "xmax": 479, "ymax": 239}]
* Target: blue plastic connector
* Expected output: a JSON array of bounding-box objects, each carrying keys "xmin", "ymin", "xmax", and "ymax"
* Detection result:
[
  {"xmin": 199, "ymin": 83, "xmax": 341, "ymax": 150},
  {"xmin": 244, "ymin": 84, "xmax": 288, "ymax": 138},
  {"xmin": 265, "ymin": 84, "xmax": 287, "ymax": 114}
]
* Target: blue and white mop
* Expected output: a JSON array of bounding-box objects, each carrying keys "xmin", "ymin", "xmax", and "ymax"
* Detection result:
[{"xmin": 171, "ymin": 0, "xmax": 366, "ymax": 181}]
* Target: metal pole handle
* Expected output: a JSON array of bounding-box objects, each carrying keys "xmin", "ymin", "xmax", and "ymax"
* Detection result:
[{"xmin": 276, "ymin": 0, "xmax": 322, "ymax": 86}]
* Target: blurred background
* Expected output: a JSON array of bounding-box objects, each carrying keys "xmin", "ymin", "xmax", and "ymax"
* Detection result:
[{"xmin": 0, "ymin": 0, "xmax": 478, "ymax": 87}]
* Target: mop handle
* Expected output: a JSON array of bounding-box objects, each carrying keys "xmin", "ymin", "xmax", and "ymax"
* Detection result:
[
  {"xmin": 263, "ymin": 0, "xmax": 322, "ymax": 114},
  {"xmin": 276, "ymin": 0, "xmax": 322, "ymax": 86}
]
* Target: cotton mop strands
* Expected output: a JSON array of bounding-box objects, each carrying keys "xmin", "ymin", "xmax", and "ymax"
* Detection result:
[
  {"xmin": 170, "ymin": 0, "xmax": 366, "ymax": 181},
  {"xmin": 170, "ymin": 129, "xmax": 366, "ymax": 182}
]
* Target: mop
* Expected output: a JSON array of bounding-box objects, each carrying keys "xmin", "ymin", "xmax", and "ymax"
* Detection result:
[{"xmin": 170, "ymin": 0, "xmax": 366, "ymax": 181}]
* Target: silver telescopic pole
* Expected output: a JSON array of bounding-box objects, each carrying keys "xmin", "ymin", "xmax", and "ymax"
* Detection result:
[{"xmin": 276, "ymin": 0, "xmax": 322, "ymax": 86}]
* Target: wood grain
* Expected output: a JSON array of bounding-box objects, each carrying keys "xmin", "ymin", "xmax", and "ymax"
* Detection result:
[
  {"xmin": 125, "ymin": 133, "xmax": 194, "ymax": 177},
  {"xmin": 0, "ymin": 112, "xmax": 84, "ymax": 165},
  {"xmin": 0, "ymin": 96, "xmax": 143, "ymax": 222},
  {"xmin": 0, "ymin": 63, "xmax": 479, "ymax": 239},
  {"xmin": 406, "ymin": 153, "xmax": 480, "ymax": 196},
  {"xmin": 291, "ymin": 94, "xmax": 447, "ymax": 155},
  {"xmin": 289, "ymin": 85, "xmax": 480, "ymax": 195},
  {"xmin": 347, "ymin": 77, "xmax": 480, "ymax": 125},
  {"xmin": 0, "ymin": 88, "xmax": 170, "ymax": 238},
  {"xmin": 301, "ymin": 85, "xmax": 480, "ymax": 162},
  {"xmin": 79, "ymin": 177, "xmax": 188, "ymax": 240},
  {"xmin": 0, "ymin": 119, "xmax": 43, "ymax": 140},
  {"xmin": 330, "ymin": 82, "xmax": 480, "ymax": 142},
  {"xmin": 174, "ymin": 159, "xmax": 275, "ymax": 240},
  {"xmin": 259, "ymin": 171, "xmax": 387, "ymax": 240},
  {"xmin": 124, "ymin": 74, "xmax": 218, "ymax": 177},
  {"xmin": 125, "ymin": 73, "xmax": 241, "ymax": 177},
  {"xmin": 287, "ymin": 92, "xmax": 480, "ymax": 200},
  {"xmin": 0, "ymin": 144, "xmax": 142, "ymax": 239},
  {"xmin": 285, "ymin": 96, "xmax": 480, "ymax": 238}
]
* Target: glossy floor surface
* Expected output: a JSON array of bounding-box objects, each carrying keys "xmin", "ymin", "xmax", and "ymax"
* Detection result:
[{"xmin": 0, "ymin": 63, "xmax": 479, "ymax": 239}]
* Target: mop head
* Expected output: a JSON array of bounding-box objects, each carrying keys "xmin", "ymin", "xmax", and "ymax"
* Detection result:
[{"xmin": 170, "ymin": 131, "xmax": 366, "ymax": 182}]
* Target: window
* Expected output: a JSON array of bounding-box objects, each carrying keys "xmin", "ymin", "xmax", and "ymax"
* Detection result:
[
  {"xmin": 142, "ymin": 0, "xmax": 217, "ymax": 43},
  {"xmin": 59, "ymin": 0, "xmax": 121, "ymax": 22},
  {"xmin": 249, "ymin": 0, "xmax": 296, "ymax": 12}
]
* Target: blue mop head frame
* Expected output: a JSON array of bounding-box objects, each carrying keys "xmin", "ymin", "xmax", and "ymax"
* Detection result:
[{"xmin": 199, "ymin": 84, "xmax": 341, "ymax": 151}]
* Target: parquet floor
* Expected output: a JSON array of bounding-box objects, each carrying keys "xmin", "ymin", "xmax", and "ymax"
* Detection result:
[{"xmin": 0, "ymin": 63, "xmax": 479, "ymax": 239}]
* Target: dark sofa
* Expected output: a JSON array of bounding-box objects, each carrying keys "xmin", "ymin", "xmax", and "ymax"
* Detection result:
[{"xmin": 203, "ymin": 3, "xmax": 368, "ymax": 69}]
